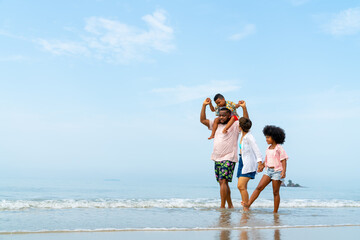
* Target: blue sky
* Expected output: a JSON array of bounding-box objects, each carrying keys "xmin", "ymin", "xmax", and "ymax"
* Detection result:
[{"xmin": 0, "ymin": 0, "xmax": 359, "ymax": 188}]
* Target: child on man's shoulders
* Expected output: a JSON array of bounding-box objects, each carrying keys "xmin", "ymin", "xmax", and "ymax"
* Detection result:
[{"xmin": 208, "ymin": 93, "xmax": 241, "ymax": 140}]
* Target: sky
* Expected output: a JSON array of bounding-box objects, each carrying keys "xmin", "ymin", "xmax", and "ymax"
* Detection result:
[{"xmin": 0, "ymin": 0, "xmax": 359, "ymax": 188}]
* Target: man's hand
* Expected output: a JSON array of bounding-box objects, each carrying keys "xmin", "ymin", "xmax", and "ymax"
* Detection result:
[
  {"xmin": 257, "ymin": 162, "xmax": 264, "ymax": 172},
  {"xmin": 203, "ymin": 98, "xmax": 211, "ymax": 106},
  {"xmin": 238, "ymin": 100, "xmax": 246, "ymax": 108},
  {"xmin": 280, "ymin": 171, "xmax": 286, "ymax": 179},
  {"xmin": 222, "ymin": 129, "xmax": 228, "ymax": 134}
]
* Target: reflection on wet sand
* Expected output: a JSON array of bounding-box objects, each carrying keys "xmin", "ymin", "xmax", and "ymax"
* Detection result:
[
  {"xmin": 239, "ymin": 212, "xmax": 249, "ymax": 240},
  {"xmin": 217, "ymin": 210, "xmax": 232, "ymax": 240},
  {"xmin": 238, "ymin": 212, "xmax": 281, "ymax": 240},
  {"xmin": 216, "ymin": 210, "xmax": 282, "ymax": 240},
  {"xmin": 273, "ymin": 214, "xmax": 281, "ymax": 240}
]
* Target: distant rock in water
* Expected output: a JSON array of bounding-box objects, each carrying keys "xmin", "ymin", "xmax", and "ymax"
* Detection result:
[{"xmin": 285, "ymin": 179, "xmax": 302, "ymax": 187}]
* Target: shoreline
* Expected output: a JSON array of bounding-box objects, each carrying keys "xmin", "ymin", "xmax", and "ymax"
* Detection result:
[{"xmin": 2, "ymin": 223, "xmax": 360, "ymax": 235}]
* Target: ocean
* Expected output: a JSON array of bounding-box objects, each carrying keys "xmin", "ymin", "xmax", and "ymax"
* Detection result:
[{"xmin": 1, "ymin": 177, "xmax": 360, "ymax": 238}]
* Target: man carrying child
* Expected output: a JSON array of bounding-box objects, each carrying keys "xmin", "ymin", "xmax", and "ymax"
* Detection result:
[{"xmin": 200, "ymin": 97, "xmax": 248, "ymax": 208}]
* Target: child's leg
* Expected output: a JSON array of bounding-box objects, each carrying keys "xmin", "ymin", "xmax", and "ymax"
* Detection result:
[
  {"xmin": 272, "ymin": 180, "xmax": 282, "ymax": 213},
  {"xmin": 242, "ymin": 175, "xmax": 271, "ymax": 208},
  {"xmin": 222, "ymin": 116, "xmax": 236, "ymax": 134},
  {"xmin": 208, "ymin": 117, "xmax": 219, "ymax": 139},
  {"xmin": 237, "ymin": 177, "xmax": 251, "ymax": 211}
]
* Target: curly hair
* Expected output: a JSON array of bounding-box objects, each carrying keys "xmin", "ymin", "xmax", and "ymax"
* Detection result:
[
  {"xmin": 263, "ymin": 125, "xmax": 286, "ymax": 144},
  {"xmin": 239, "ymin": 117, "xmax": 252, "ymax": 132}
]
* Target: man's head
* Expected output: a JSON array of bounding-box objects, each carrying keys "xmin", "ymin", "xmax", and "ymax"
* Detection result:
[
  {"xmin": 218, "ymin": 107, "xmax": 232, "ymax": 124},
  {"xmin": 214, "ymin": 93, "xmax": 226, "ymax": 107}
]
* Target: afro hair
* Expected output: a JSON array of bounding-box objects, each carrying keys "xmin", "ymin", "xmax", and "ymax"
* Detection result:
[{"xmin": 263, "ymin": 125, "xmax": 286, "ymax": 144}]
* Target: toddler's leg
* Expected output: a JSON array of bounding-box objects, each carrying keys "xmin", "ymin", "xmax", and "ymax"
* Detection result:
[
  {"xmin": 222, "ymin": 116, "xmax": 236, "ymax": 134},
  {"xmin": 208, "ymin": 117, "xmax": 219, "ymax": 139},
  {"xmin": 272, "ymin": 180, "xmax": 282, "ymax": 213}
]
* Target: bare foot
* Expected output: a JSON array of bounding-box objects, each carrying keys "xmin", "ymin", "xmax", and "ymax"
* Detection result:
[
  {"xmin": 208, "ymin": 135, "xmax": 214, "ymax": 140},
  {"xmin": 241, "ymin": 201, "xmax": 250, "ymax": 209}
]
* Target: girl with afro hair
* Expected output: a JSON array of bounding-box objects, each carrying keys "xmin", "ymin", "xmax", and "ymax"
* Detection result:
[{"xmin": 242, "ymin": 125, "xmax": 289, "ymax": 213}]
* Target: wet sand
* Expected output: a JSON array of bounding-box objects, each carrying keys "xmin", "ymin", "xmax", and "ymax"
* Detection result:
[{"xmin": 2, "ymin": 225, "xmax": 360, "ymax": 240}]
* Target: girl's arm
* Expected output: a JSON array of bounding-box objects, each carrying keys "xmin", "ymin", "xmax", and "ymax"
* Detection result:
[
  {"xmin": 280, "ymin": 159, "xmax": 287, "ymax": 178},
  {"xmin": 279, "ymin": 145, "xmax": 288, "ymax": 178},
  {"xmin": 258, "ymin": 154, "xmax": 267, "ymax": 172}
]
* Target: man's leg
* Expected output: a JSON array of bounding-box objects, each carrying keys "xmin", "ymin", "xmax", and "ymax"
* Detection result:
[
  {"xmin": 225, "ymin": 180, "xmax": 233, "ymax": 208},
  {"xmin": 219, "ymin": 179, "xmax": 233, "ymax": 208}
]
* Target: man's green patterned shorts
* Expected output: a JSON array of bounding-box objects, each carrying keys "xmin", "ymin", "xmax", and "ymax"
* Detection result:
[{"xmin": 214, "ymin": 160, "xmax": 236, "ymax": 182}]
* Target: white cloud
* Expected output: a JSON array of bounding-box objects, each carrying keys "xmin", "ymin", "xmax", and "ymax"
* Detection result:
[
  {"xmin": 36, "ymin": 9, "xmax": 175, "ymax": 63},
  {"xmin": 36, "ymin": 39, "xmax": 90, "ymax": 56},
  {"xmin": 324, "ymin": 7, "xmax": 360, "ymax": 36},
  {"xmin": 152, "ymin": 81, "xmax": 241, "ymax": 104},
  {"xmin": 229, "ymin": 24, "xmax": 256, "ymax": 41}
]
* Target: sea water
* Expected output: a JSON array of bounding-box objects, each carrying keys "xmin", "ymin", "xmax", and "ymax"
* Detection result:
[{"xmin": 0, "ymin": 177, "xmax": 360, "ymax": 234}]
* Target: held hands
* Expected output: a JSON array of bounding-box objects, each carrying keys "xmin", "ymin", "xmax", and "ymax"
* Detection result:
[
  {"xmin": 203, "ymin": 98, "xmax": 211, "ymax": 106},
  {"xmin": 257, "ymin": 162, "xmax": 265, "ymax": 173}
]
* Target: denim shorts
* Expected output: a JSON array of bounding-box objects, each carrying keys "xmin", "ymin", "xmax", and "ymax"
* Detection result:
[
  {"xmin": 264, "ymin": 168, "xmax": 284, "ymax": 181},
  {"xmin": 237, "ymin": 154, "xmax": 256, "ymax": 179}
]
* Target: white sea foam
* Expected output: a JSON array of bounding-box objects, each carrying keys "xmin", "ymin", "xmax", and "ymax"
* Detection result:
[
  {"xmin": 1, "ymin": 198, "xmax": 360, "ymax": 211},
  {"xmin": 1, "ymin": 224, "xmax": 360, "ymax": 235}
]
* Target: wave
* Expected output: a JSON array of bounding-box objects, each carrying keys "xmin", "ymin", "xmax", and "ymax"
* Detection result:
[
  {"xmin": 1, "ymin": 198, "xmax": 360, "ymax": 211},
  {"xmin": 1, "ymin": 224, "xmax": 360, "ymax": 235}
]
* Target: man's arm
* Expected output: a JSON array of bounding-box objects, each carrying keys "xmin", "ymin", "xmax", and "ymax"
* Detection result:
[
  {"xmin": 200, "ymin": 98, "xmax": 211, "ymax": 128},
  {"xmin": 238, "ymin": 100, "xmax": 249, "ymax": 119}
]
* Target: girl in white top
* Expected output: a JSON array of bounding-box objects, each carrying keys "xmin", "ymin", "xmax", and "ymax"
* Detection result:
[{"xmin": 237, "ymin": 117, "xmax": 263, "ymax": 211}]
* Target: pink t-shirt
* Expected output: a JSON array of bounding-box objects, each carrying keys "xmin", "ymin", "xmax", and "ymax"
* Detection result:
[
  {"xmin": 264, "ymin": 144, "xmax": 289, "ymax": 171},
  {"xmin": 208, "ymin": 120, "xmax": 240, "ymax": 162}
]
